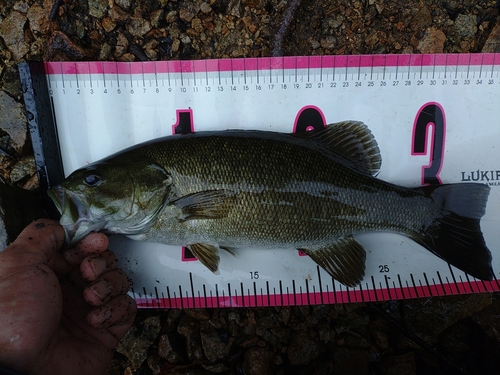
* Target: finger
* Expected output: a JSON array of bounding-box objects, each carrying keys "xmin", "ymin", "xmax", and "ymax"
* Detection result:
[
  {"xmin": 0, "ymin": 219, "xmax": 65, "ymax": 273},
  {"xmin": 80, "ymin": 251, "xmax": 118, "ymax": 282},
  {"xmin": 83, "ymin": 269, "xmax": 131, "ymax": 306},
  {"xmin": 63, "ymin": 232, "xmax": 109, "ymax": 267},
  {"xmin": 87, "ymin": 294, "xmax": 137, "ymax": 337}
]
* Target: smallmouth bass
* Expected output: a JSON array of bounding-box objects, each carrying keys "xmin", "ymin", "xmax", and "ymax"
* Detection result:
[{"xmin": 48, "ymin": 121, "xmax": 494, "ymax": 286}]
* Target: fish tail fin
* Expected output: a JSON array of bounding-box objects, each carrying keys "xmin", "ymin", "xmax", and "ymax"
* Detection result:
[{"xmin": 411, "ymin": 183, "xmax": 494, "ymax": 280}]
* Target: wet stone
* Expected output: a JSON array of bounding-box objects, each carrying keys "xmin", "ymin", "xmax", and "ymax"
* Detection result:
[
  {"xmin": 0, "ymin": 10, "xmax": 29, "ymax": 60},
  {"xmin": 10, "ymin": 156, "xmax": 35, "ymax": 183},
  {"xmin": 287, "ymin": 331, "xmax": 320, "ymax": 366},
  {"xmin": 200, "ymin": 331, "xmax": 233, "ymax": 362},
  {"xmin": 116, "ymin": 315, "xmax": 161, "ymax": 370},
  {"xmin": 242, "ymin": 347, "xmax": 274, "ymax": 375},
  {"xmin": 417, "ymin": 27, "xmax": 446, "ymax": 53},
  {"xmin": 88, "ymin": 0, "xmax": 108, "ymax": 19},
  {"xmin": 482, "ymin": 21, "xmax": 500, "ymax": 52},
  {"xmin": 115, "ymin": 0, "xmax": 132, "ymax": 11},
  {"xmin": 127, "ymin": 17, "xmax": 152, "ymax": 38},
  {"xmin": 332, "ymin": 347, "xmax": 369, "ymax": 375},
  {"xmin": 379, "ymin": 352, "xmax": 416, "ymax": 375},
  {"xmin": 454, "ymin": 13, "xmax": 477, "ymax": 39},
  {"xmin": 402, "ymin": 294, "xmax": 492, "ymax": 345},
  {"xmin": 0, "ymin": 91, "xmax": 28, "ymax": 154},
  {"xmin": 158, "ymin": 333, "xmax": 184, "ymax": 363}
]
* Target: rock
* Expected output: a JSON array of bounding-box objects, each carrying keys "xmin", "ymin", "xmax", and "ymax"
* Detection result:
[
  {"xmin": 2, "ymin": 66, "xmax": 22, "ymax": 100},
  {"xmin": 0, "ymin": 10, "xmax": 29, "ymax": 60},
  {"xmin": 0, "ymin": 91, "xmax": 28, "ymax": 154},
  {"xmin": 409, "ymin": 7, "xmax": 432, "ymax": 31},
  {"xmin": 482, "ymin": 21, "xmax": 500, "ymax": 52},
  {"xmin": 179, "ymin": 3, "xmax": 199, "ymax": 23},
  {"xmin": 116, "ymin": 316, "xmax": 161, "ymax": 370},
  {"xmin": 115, "ymin": 0, "xmax": 132, "ymax": 11},
  {"xmin": 10, "ymin": 156, "xmax": 35, "ymax": 183},
  {"xmin": 27, "ymin": 0, "xmax": 55, "ymax": 35},
  {"xmin": 88, "ymin": 0, "xmax": 108, "ymax": 18},
  {"xmin": 242, "ymin": 347, "xmax": 274, "ymax": 375},
  {"xmin": 178, "ymin": 316, "xmax": 204, "ymax": 361},
  {"xmin": 185, "ymin": 308, "xmax": 210, "ymax": 321},
  {"xmin": 417, "ymin": 27, "xmax": 446, "ymax": 53},
  {"xmin": 454, "ymin": 13, "xmax": 477, "ymax": 39},
  {"xmin": 200, "ymin": 2, "xmax": 212, "ymax": 14},
  {"xmin": 102, "ymin": 17, "xmax": 116, "ymax": 32},
  {"xmin": 45, "ymin": 31, "xmax": 91, "ymax": 60},
  {"xmin": 402, "ymin": 294, "xmax": 492, "ymax": 345},
  {"xmin": 115, "ymin": 33, "xmax": 129, "ymax": 55},
  {"xmin": 109, "ymin": 5, "xmax": 129, "ymax": 23},
  {"xmin": 200, "ymin": 331, "xmax": 233, "ymax": 362},
  {"xmin": 127, "ymin": 17, "xmax": 152, "ymax": 38},
  {"xmin": 472, "ymin": 296, "xmax": 500, "ymax": 341},
  {"xmin": 158, "ymin": 333, "xmax": 184, "ymax": 363},
  {"xmin": 150, "ymin": 9, "xmax": 164, "ymax": 29},
  {"xmin": 287, "ymin": 331, "xmax": 320, "ymax": 366},
  {"xmin": 379, "ymin": 352, "xmax": 416, "ymax": 375},
  {"xmin": 332, "ymin": 347, "xmax": 369, "ymax": 375},
  {"xmin": 320, "ymin": 35, "xmax": 337, "ymax": 50}
]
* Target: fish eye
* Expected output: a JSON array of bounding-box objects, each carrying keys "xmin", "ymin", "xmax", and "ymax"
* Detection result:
[{"xmin": 83, "ymin": 170, "xmax": 102, "ymax": 187}]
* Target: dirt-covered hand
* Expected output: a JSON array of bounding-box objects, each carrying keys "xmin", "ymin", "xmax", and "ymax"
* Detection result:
[{"xmin": 0, "ymin": 219, "xmax": 137, "ymax": 375}]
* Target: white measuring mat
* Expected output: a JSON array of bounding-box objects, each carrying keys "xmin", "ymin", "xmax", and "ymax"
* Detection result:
[{"xmin": 43, "ymin": 54, "xmax": 500, "ymax": 308}]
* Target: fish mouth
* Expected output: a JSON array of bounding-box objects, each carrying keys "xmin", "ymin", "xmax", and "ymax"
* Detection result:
[{"xmin": 48, "ymin": 185, "xmax": 96, "ymax": 247}]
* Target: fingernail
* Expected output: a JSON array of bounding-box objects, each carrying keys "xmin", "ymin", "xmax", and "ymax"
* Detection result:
[
  {"xmin": 92, "ymin": 305, "xmax": 112, "ymax": 326},
  {"xmin": 90, "ymin": 256, "xmax": 107, "ymax": 276},
  {"xmin": 89, "ymin": 280, "xmax": 113, "ymax": 302}
]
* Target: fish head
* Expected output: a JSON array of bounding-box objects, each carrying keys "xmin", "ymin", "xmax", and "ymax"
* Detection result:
[{"xmin": 48, "ymin": 158, "xmax": 172, "ymax": 247}]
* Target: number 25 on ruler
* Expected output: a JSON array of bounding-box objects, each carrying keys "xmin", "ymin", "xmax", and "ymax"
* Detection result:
[{"xmin": 171, "ymin": 102, "xmax": 446, "ymax": 261}]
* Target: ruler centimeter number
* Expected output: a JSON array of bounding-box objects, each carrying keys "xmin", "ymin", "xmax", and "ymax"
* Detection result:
[{"xmin": 23, "ymin": 54, "xmax": 500, "ymax": 308}]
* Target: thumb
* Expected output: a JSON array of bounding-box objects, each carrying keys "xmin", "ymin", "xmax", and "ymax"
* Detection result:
[{"xmin": 0, "ymin": 219, "xmax": 65, "ymax": 272}]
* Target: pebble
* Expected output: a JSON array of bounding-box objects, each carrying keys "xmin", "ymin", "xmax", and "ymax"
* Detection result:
[
  {"xmin": 116, "ymin": 315, "xmax": 161, "ymax": 370},
  {"xmin": 27, "ymin": 0, "xmax": 55, "ymax": 35},
  {"xmin": 127, "ymin": 17, "xmax": 152, "ymax": 38},
  {"xmin": 88, "ymin": 0, "xmax": 108, "ymax": 19},
  {"xmin": 482, "ymin": 21, "xmax": 500, "ymax": 52},
  {"xmin": 0, "ymin": 10, "xmax": 29, "ymax": 60},
  {"xmin": 0, "ymin": 91, "xmax": 27, "ymax": 154},
  {"xmin": 10, "ymin": 156, "xmax": 35, "ymax": 183},
  {"xmin": 242, "ymin": 347, "xmax": 274, "ymax": 375},
  {"xmin": 417, "ymin": 27, "xmax": 446, "ymax": 53},
  {"xmin": 287, "ymin": 331, "xmax": 320, "ymax": 366}
]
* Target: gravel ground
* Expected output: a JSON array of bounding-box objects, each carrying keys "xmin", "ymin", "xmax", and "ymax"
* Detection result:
[{"xmin": 1, "ymin": 0, "xmax": 500, "ymax": 374}]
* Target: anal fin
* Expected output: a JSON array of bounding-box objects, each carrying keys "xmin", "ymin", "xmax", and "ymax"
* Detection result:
[
  {"xmin": 299, "ymin": 235, "xmax": 366, "ymax": 287},
  {"xmin": 187, "ymin": 243, "xmax": 221, "ymax": 274}
]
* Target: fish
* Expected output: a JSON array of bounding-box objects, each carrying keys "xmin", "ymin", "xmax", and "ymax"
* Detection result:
[{"xmin": 48, "ymin": 121, "xmax": 495, "ymax": 287}]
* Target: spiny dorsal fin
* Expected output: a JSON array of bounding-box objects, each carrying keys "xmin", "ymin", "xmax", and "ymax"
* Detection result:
[
  {"xmin": 299, "ymin": 235, "xmax": 366, "ymax": 287},
  {"xmin": 294, "ymin": 121, "xmax": 382, "ymax": 176}
]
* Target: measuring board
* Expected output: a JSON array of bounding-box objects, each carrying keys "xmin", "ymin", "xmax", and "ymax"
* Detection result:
[{"xmin": 19, "ymin": 54, "xmax": 500, "ymax": 308}]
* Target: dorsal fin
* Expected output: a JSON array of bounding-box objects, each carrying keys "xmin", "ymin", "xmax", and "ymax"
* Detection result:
[{"xmin": 293, "ymin": 121, "xmax": 382, "ymax": 176}]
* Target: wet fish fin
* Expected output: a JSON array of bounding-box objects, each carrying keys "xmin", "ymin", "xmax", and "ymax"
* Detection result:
[
  {"xmin": 293, "ymin": 121, "xmax": 381, "ymax": 176},
  {"xmin": 220, "ymin": 245, "xmax": 236, "ymax": 256},
  {"xmin": 299, "ymin": 235, "xmax": 366, "ymax": 287},
  {"xmin": 173, "ymin": 189, "xmax": 236, "ymax": 220},
  {"xmin": 412, "ymin": 183, "xmax": 494, "ymax": 280},
  {"xmin": 187, "ymin": 243, "xmax": 220, "ymax": 274}
]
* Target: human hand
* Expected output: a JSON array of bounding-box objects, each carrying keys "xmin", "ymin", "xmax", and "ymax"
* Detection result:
[{"xmin": 0, "ymin": 219, "xmax": 137, "ymax": 375}]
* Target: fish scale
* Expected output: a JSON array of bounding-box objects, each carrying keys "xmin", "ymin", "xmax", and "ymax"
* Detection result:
[{"xmin": 129, "ymin": 132, "xmax": 430, "ymax": 247}]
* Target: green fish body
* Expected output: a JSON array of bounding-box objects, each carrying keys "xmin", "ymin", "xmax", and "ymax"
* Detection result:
[{"xmin": 49, "ymin": 122, "xmax": 494, "ymax": 286}]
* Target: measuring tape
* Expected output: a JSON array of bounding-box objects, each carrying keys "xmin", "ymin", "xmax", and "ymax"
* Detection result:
[{"xmin": 20, "ymin": 54, "xmax": 500, "ymax": 308}]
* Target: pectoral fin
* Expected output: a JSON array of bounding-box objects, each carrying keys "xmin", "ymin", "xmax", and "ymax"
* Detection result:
[
  {"xmin": 187, "ymin": 243, "xmax": 221, "ymax": 274},
  {"xmin": 299, "ymin": 235, "xmax": 366, "ymax": 287},
  {"xmin": 173, "ymin": 189, "xmax": 236, "ymax": 220}
]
